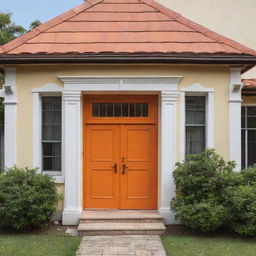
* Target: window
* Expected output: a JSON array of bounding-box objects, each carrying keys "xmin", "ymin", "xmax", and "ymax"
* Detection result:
[
  {"xmin": 242, "ymin": 106, "xmax": 256, "ymax": 169},
  {"xmin": 42, "ymin": 97, "xmax": 61, "ymax": 172},
  {"xmin": 92, "ymin": 102, "xmax": 149, "ymax": 117},
  {"xmin": 185, "ymin": 96, "xmax": 206, "ymax": 157}
]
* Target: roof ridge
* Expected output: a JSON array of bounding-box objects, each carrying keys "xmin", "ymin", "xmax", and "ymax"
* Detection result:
[
  {"xmin": 139, "ymin": 0, "xmax": 256, "ymax": 55},
  {"xmin": 1, "ymin": 0, "xmax": 104, "ymax": 54}
]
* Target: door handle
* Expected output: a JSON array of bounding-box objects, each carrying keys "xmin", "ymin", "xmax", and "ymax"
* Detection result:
[
  {"xmin": 122, "ymin": 164, "xmax": 127, "ymax": 175},
  {"xmin": 112, "ymin": 163, "xmax": 117, "ymax": 173}
]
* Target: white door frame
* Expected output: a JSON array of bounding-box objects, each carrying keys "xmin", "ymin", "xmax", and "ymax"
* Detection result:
[{"xmin": 59, "ymin": 76, "xmax": 183, "ymax": 225}]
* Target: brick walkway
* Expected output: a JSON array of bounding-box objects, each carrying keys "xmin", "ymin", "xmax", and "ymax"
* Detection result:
[{"xmin": 76, "ymin": 235, "xmax": 166, "ymax": 256}]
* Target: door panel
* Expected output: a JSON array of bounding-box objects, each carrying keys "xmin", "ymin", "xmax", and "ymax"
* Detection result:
[
  {"xmin": 84, "ymin": 125, "xmax": 120, "ymax": 208},
  {"xmin": 120, "ymin": 125, "xmax": 157, "ymax": 209}
]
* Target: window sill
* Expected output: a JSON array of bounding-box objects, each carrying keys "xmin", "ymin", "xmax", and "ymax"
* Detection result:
[
  {"xmin": 53, "ymin": 176, "xmax": 65, "ymax": 184},
  {"xmin": 42, "ymin": 171, "xmax": 65, "ymax": 183}
]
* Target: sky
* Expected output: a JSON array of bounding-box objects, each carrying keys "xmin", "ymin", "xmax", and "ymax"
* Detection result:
[{"xmin": 1, "ymin": 0, "xmax": 84, "ymax": 29}]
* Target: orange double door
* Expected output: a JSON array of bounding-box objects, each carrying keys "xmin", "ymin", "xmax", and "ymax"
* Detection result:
[{"xmin": 83, "ymin": 95, "xmax": 158, "ymax": 210}]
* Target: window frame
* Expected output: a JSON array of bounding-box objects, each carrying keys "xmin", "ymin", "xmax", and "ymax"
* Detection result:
[
  {"xmin": 41, "ymin": 96, "xmax": 62, "ymax": 174},
  {"xmin": 185, "ymin": 95, "xmax": 206, "ymax": 157},
  {"xmin": 179, "ymin": 84, "xmax": 215, "ymax": 161},
  {"xmin": 32, "ymin": 85, "xmax": 64, "ymax": 183},
  {"xmin": 241, "ymin": 104, "xmax": 256, "ymax": 169}
]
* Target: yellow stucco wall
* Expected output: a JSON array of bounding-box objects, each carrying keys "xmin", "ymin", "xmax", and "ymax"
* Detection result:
[
  {"xmin": 157, "ymin": 0, "xmax": 256, "ymax": 78},
  {"xmin": 15, "ymin": 64, "xmax": 230, "ymax": 169}
]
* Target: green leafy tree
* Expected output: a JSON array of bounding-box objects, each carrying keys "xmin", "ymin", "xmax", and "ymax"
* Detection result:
[
  {"xmin": 29, "ymin": 19, "xmax": 42, "ymax": 31},
  {"xmin": 0, "ymin": 12, "xmax": 26, "ymax": 45}
]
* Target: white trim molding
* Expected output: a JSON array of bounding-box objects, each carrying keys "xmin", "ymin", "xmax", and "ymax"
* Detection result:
[
  {"xmin": 159, "ymin": 90, "xmax": 179, "ymax": 224},
  {"xmin": 62, "ymin": 91, "xmax": 82, "ymax": 225},
  {"xmin": 59, "ymin": 76, "xmax": 183, "ymax": 225},
  {"xmin": 229, "ymin": 67, "xmax": 242, "ymax": 171},
  {"xmin": 32, "ymin": 83, "xmax": 64, "ymax": 183},
  {"xmin": 179, "ymin": 83, "xmax": 215, "ymax": 161},
  {"xmin": 59, "ymin": 76, "xmax": 183, "ymax": 92},
  {"xmin": 4, "ymin": 67, "xmax": 17, "ymax": 168}
]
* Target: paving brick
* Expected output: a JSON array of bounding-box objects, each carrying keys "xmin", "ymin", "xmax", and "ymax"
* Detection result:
[{"xmin": 76, "ymin": 235, "xmax": 166, "ymax": 256}]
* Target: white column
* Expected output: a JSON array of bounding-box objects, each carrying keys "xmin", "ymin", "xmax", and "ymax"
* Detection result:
[
  {"xmin": 229, "ymin": 67, "xmax": 242, "ymax": 171},
  {"xmin": 4, "ymin": 67, "xmax": 17, "ymax": 168},
  {"xmin": 62, "ymin": 90, "xmax": 82, "ymax": 225},
  {"xmin": 159, "ymin": 90, "xmax": 179, "ymax": 224}
]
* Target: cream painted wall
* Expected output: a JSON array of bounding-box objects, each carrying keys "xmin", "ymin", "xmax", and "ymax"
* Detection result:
[
  {"xmin": 157, "ymin": 0, "xmax": 256, "ymax": 78},
  {"xmin": 16, "ymin": 64, "xmax": 230, "ymax": 170},
  {"xmin": 54, "ymin": 184, "xmax": 64, "ymax": 220}
]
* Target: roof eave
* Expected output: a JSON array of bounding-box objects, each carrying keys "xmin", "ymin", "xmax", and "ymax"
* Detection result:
[{"xmin": 0, "ymin": 54, "xmax": 256, "ymax": 66}]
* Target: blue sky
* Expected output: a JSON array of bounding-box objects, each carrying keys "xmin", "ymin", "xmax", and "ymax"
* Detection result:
[{"xmin": 1, "ymin": 0, "xmax": 84, "ymax": 29}]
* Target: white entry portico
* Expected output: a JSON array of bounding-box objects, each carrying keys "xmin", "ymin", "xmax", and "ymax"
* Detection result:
[{"xmin": 59, "ymin": 76, "xmax": 182, "ymax": 225}]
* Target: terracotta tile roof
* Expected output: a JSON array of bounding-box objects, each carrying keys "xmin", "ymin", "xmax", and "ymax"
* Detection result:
[
  {"xmin": 0, "ymin": 0, "xmax": 256, "ymax": 56},
  {"xmin": 243, "ymin": 79, "xmax": 256, "ymax": 88}
]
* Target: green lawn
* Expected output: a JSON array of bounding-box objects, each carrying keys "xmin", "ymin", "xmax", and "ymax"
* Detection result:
[
  {"xmin": 162, "ymin": 235, "xmax": 256, "ymax": 256},
  {"xmin": 0, "ymin": 235, "xmax": 81, "ymax": 256}
]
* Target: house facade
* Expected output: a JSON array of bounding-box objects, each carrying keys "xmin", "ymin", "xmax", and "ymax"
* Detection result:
[{"xmin": 0, "ymin": 0, "xmax": 256, "ymax": 225}]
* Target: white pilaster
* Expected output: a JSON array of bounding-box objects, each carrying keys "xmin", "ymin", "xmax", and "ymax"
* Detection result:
[
  {"xmin": 229, "ymin": 67, "xmax": 242, "ymax": 171},
  {"xmin": 4, "ymin": 67, "xmax": 17, "ymax": 168},
  {"xmin": 159, "ymin": 90, "xmax": 179, "ymax": 224},
  {"xmin": 62, "ymin": 91, "xmax": 82, "ymax": 225}
]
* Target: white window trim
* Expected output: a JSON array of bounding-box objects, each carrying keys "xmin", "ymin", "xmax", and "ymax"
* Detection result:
[
  {"xmin": 180, "ymin": 83, "xmax": 214, "ymax": 161},
  {"xmin": 58, "ymin": 76, "xmax": 183, "ymax": 225},
  {"xmin": 32, "ymin": 83, "xmax": 64, "ymax": 183}
]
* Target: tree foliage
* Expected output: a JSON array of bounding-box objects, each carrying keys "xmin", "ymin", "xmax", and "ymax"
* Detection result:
[
  {"xmin": 29, "ymin": 19, "xmax": 42, "ymax": 31},
  {"xmin": 0, "ymin": 12, "xmax": 42, "ymax": 46},
  {"xmin": 0, "ymin": 12, "xmax": 26, "ymax": 45}
]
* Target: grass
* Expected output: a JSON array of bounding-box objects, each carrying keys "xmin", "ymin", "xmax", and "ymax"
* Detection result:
[
  {"xmin": 0, "ymin": 234, "xmax": 82, "ymax": 256},
  {"xmin": 162, "ymin": 235, "xmax": 256, "ymax": 256}
]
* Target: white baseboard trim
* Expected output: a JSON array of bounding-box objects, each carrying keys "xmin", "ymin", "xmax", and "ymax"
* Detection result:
[
  {"xmin": 159, "ymin": 208, "xmax": 180, "ymax": 225},
  {"xmin": 62, "ymin": 208, "xmax": 81, "ymax": 225}
]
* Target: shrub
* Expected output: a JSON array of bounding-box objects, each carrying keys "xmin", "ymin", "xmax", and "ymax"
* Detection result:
[
  {"xmin": 0, "ymin": 167, "xmax": 60, "ymax": 230},
  {"xmin": 223, "ymin": 167, "xmax": 256, "ymax": 236},
  {"xmin": 224, "ymin": 185, "xmax": 256, "ymax": 236},
  {"xmin": 171, "ymin": 149, "xmax": 236, "ymax": 232}
]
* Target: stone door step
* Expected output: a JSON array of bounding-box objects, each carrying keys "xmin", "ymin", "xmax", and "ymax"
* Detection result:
[
  {"xmin": 78, "ymin": 222, "xmax": 166, "ymax": 236},
  {"xmin": 80, "ymin": 210, "xmax": 163, "ymax": 223}
]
